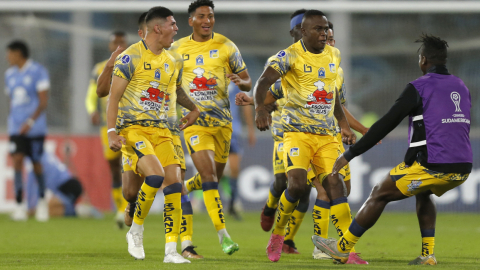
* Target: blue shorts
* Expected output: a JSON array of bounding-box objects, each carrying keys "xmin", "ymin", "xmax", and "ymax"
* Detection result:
[{"xmin": 229, "ymin": 133, "xmax": 243, "ymax": 155}]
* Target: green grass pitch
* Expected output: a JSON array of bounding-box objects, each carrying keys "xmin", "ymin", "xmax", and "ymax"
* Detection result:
[{"xmin": 1, "ymin": 212, "xmax": 479, "ymax": 269}]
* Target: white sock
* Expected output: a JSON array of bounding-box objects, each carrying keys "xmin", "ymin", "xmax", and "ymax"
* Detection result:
[
  {"xmin": 217, "ymin": 228, "xmax": 230, "ymax": 243},
  {"xmin": 181, "ymin": 240, "xmax": 193, "ymax": 251},
  {"xmin": 129, "ymin": 221, "xmax": 144, "ymax": 234},
  {"xmin": 165, "ymin": 242, "xmax": 177, "ymax": 255}
]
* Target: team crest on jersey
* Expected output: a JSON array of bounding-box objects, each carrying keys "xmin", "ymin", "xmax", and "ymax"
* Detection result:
[
  {"xmin": 329, "ymin": 63, "xmax": 336, "ymax": 73},
  {"xmin": 164, "ymin": 63, "xmax": 170, "ymax": 73},
  {"xmin": 318, "ymin": 68, "xmax": 326, "ymax": 78},
  {"xmin": 121, "ymin": 55, "xmax": 131, "ymax": 64},
  {"xmin": 154, "ymin": 69, "xmax": 161, "ymax": 80},
  {"xmin": 139, "ymin": 81, "xmax": 170, "ymax": 114},
  {"xmin": 188, "ymin": 67, "xmax": 218, "ymax": 101},
  {"xmin": 277, "ymin": 50, "xmax": 286, "ymax": 58},
  {"xmin": 290, "ymin": 147, "xmax": 299, "ymax": 157},
  {"xmin": 210, "ymin": 50, "xmax": 219, "ymax": 58},
  {"xmin": 135, "ymin": 141, "xmax": 146, "ymax": 150},
  {"xmin": 190, "ymin": 135, "xmax": 200, "ymax": 146},
  {"xmin": 407, "ymin": 180, "xmax": 422, "ymax": 192},
  {"xmin": 277, "ymin": 142, "xmax": 284, "ymax": 152},
  {"xmin": 305, "ymin": 80, "xmax": 333, "ymax": 115},
  {"xmin": 196, "ymin": 55, "xmax": 204, "ymax": 65}
]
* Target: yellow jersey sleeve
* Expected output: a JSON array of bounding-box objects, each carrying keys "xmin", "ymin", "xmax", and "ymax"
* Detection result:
[
  {"xmin": 267, "ymin": 50, "xmax": 294, "ymax": 77},
  {"xmin": 337, "ymin": 66, "xmax": 346, "ymax": 105},
  {"xmin": 113, "ymin": 46, "xmax": 141, "ymax": 81},
  {"xmin": 269, "ymin": 79, "xmax": 286, "ymax": 141},
  {"xmin": 227, "ymin": 41, "xmax": 247, "ymax": 74}
]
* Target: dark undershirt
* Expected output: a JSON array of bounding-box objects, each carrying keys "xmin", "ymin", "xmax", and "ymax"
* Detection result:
[{"xmin": 343, "ymin": 65, "xmax": 472, "ymax": 174}]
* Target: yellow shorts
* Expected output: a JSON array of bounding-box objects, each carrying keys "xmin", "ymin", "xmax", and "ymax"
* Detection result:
[
  {"xmin": 172, "ymin": 134, "xmax": 186, "ymax": 171},
  {"xmin": 100, "ymin": 126, "xmax": 122, "ymax": 161},
  {"xmin": 390, "ymin": 161, "xmax": 469, "ymax": 197},
  {"xmin": 284, "ymin": 132, "xmax": 345, "ymax": 185},
  {"xmin": 184, "ymin": 124, "xmax": 232, "ymax": 163},
  {"xmin": 120, "ymin": 126, "xmax": 179, "ymax": 174},
  {"xmin": 272, "ymin": 141, "xmax": 285, "ymax": 175}
]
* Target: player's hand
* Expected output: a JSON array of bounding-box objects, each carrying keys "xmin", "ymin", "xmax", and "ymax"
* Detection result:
[
  {"xmin": 255, "ymin": 107, "xmax": 271, "ymax": 131},
  {"xmin": 108, "ymin": 132, "xmax": 126, "ymax": 152},
  {"xmin": 107, "ymin": 46, "xmax": 125, "ymax": 67},
  {"xmin": 179, "ymin": 108, "xmax": 200, "ymax": 130},
  {"xmin": 227, "ymin": 73, "xmax": 245, "ymax": 87},
  {"xmin": 362, "ymin": 127, "xmax": 382, "ymax": 145},
  {"xmin": 90, "ymin": 111, "xmax": 101, "ymax": 125},
  {"xmin": 265, "ymin": 102, "xmax": 278, "ymax": 113},
  {"xmin": 19, "ymin": 123, "xmax": 31, "ymax": 135},
  {"xmin": 235, "ymin": 92, "xmax": 253, "ymax": 106},
  {"xmin": 332, "ymin": 154, "xmax": 349, "ymax": 176},
  {"xmin": 341, "ymin": 128, "xmax": 356, "ymax": 145}
]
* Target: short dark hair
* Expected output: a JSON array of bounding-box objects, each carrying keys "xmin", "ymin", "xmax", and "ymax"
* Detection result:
[
  {"xmin": 7, "ymin": 40, "xmax": 29, "ymax": 59},
  {"xmin": 290, "ymin": 9, "xmax": 307, "ymax": 19},
  {"xmin": 303, "ymin": 9, "xmax": 326, "ymax": 21},
  {"xmin": 188, "ymin": 0, "xmax": 214, "ymax": 16},
  {"xmin": 138, "ymin": 12, "xmax": 148, "ymax": 29},
  {"xmin": 145, "ymin": 6, "xmax": 174, "ymax": 24},
  {"xmin": 416, "ymin": 34, "xmax": 448, "ymax": 64},
  {"xmin": 328, "ymin": 21, "xmax": 334, "ymax": 31},
  {"xmin": 111, "ymin": 31, "xmax": 126, "ymax": 37}
]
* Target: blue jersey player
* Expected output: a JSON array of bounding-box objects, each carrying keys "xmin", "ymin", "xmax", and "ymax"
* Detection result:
[
  {"xmin": 26, "ymin": 152, "xmax": 83, "ymax": 217},
  {"xmin": 5, "ymin": 40, "xmax": 50, "ymax": 222}
]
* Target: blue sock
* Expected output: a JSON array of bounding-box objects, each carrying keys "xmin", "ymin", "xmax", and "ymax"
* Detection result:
[
  {"xmin": 14, "ymin": 171, "xmax": 23, "ymax": 203},
  {"xmin": 35, "ymin": 173, "xmax": 46, "ymax": 198}
]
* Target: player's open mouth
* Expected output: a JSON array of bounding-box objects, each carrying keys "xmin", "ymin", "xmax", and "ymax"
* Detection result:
[{"xmin": 202, "ymin": 26, "xmax": 211, "ymax": 31}]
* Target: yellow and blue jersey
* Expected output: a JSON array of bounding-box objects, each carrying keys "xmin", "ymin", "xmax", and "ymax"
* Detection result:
[
  {"xmin": 267, "ymin": 41, "xmax": 341, "ymax": 136},
  {"xmin": 335, "ymin": 66, "xmax": 347, "ymax": 132},
  {"xmin": 85, "ymin": 59, "xmax": 108, "ymax": 125},
  {"xmin": 113, "ymin": 40, "xmax": 183, "ymax": 131},
  {"xmin": 170, "ymin": 33, "xmax": 247, "ymax": 127},
  {"xmin": 269, "ymin": 80, "xmax": 286, "ymax": 142}
]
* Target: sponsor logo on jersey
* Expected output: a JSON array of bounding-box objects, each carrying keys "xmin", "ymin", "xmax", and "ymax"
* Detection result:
[
  {"xmin": 135, "ymin": 141, "xmax": 146, "ymax": 150},
  {"xmin": 188, "ymin": 67, "xmax": 218, "ymax": 101},
  {"xmin": 318, "ymin": 67, "xmax": 326, "ymax": 78},
  {"xmin": 210, "ymin": 50, "xmax": 219, "ymax": 58},
  {"xmin": 190, "ymin": 135, "xmax": 199, "ymax": 146},
  {"xmin": 121, "ymin": 55, "xmax": 131, "ymax": 64},
  {"xmin": 329, "ymin": 63, "xmax": 336, "ymax": 73},
  {"xmin": 164, "ymin": 63, "xmax": 170, "ymax": 73},
  {"xmin": 277, "ymin": 142, "xmax": 284, "ymax": 152},
  {"xmin": 154, "ymin": 69, "xmax": 161, "ymax": 80},
  {"xmin": 196, "ymin": 55, "xmax": 204, "ymax": 65},
  {"xmin": 139, "ymin": 81, "xmax": 170, "ymax": 113},
  {"xmin": 305, "ymin": 80, "xmax": 333, "ymax": 114},
  {"xmin": 277, "ymin": 50, "xmax": 286, "ymax": 58},
  {"xmin": 290, "ymin": 147, "xmax": 299, "ymax": 157},
  {"xmin": 407, "ymin": 179, "xmax": 422, "ymax": 192}
]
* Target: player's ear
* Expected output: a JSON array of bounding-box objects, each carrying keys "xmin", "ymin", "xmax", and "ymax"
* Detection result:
[{"xmin": 188, "ymin": 16, "xmax": 193, "ymax": 27}]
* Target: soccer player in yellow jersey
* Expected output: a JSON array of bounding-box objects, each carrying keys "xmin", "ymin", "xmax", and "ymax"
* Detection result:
[
  {"xmin": 96, "ymin": 12, "xmax": 204, "ymax": 260},
  {"xmin": 107, "ymin": 7, "xmax": 200, "ymax": 263},
  {"xmin": 85, "ymin": 31, "xmax": 128, "ymax": 229},
  {"xmin": 253, "ymin": 10, "xmax": 356, "ymax": 262},
  {"xmin": 169, "ymin": 0, "xmax": 251, "ymax": 255}
]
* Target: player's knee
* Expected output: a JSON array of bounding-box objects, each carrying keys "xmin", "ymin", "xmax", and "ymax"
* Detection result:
[
  {"xmin": 286, "ymin": 182, "xmax": 304, "ymax": 200},
  {"xmin": 299, "ymin": 186, "xmax": 311, "ymax": 204},
  {"xmin": 123, "ymin": 187, "xmax": 138, "ymax": 202},
  {"xmin": 274, "ymin": 174, "xmax": 288, "ymax": 192}
]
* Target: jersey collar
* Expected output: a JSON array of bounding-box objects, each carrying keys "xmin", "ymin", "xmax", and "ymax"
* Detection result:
[
  {"xmin": 189, "ymin": 32, "xmax": 215, "ymax": 41},
  {"xmin": 19, "ymin": 59, "xmax": 33, "ymax": 72}
]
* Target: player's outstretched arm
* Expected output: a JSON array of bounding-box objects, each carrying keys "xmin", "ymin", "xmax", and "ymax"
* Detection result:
[
  {"xmin": 236, "ymin": 91, "xmax": 277, "ymax": 107},
  {"xmin": 106, "ymin": 76, "xmax": 128, "ymax": 152},
  {"xmin": 343, "ymin": 105, "xmax": 368, "ymax": 135},
  {"xmin": 97, "ymin": 46, "xmax": 125, "ymax": 97},
  {"xmin": 334, "ymin": 90, "xmax": 356, "ymax": 145},
  {"xmin": 176, "ymin": 86, "xmax": 200, "ymax": 130},
  {"xmin": 254, "ymin": 67, "xmax": 280, "ymax": 131},
  {"xmin": 227, "ymin": 70, "xmax": 252, "ymax": 92}
]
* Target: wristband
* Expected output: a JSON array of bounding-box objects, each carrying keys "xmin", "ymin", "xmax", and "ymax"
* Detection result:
[
  {"xmin": 26, "ymin": 118, "xmax": 35, "ymax": 127},
  {"xmin": 107, "ymin": 128, "xmax": 116, "ymax": 134}
]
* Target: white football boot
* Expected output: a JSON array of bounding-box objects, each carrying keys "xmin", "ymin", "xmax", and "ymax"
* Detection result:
[
  {"xmin": 126, "ymin": 231, "xmax": 145, "ymax": 260},
  {"xmin": 35, "ymin": 198, "xmax": 49, "ymax": 222},
  {"xmin": 164, "ymin": 251, "xmax": 191, "ymax": 263},
  {"xmin": 313, "ymin": 246, "xmax": 333, "ymax": 259},
  {"xmin": 11, "ymin": 203, "xmax": 28, "ymax": 221}
]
